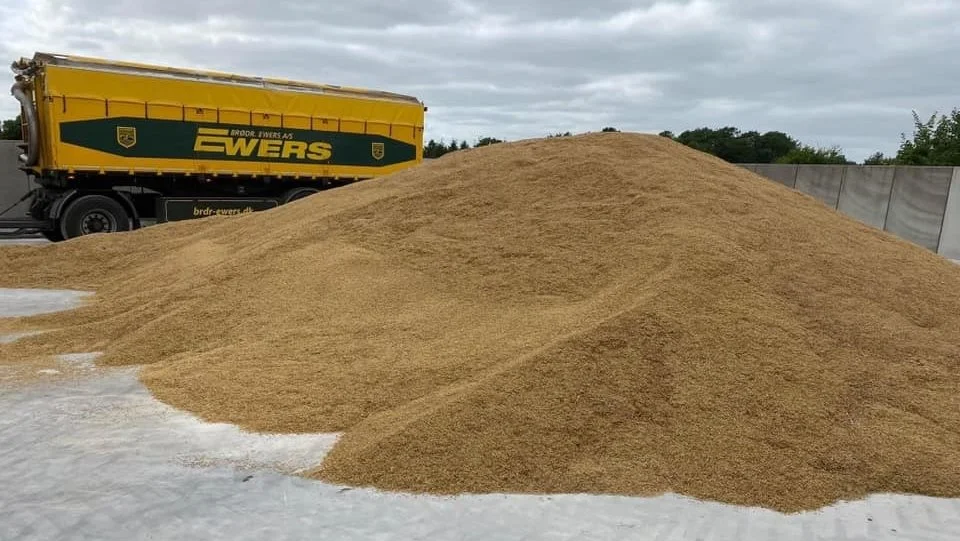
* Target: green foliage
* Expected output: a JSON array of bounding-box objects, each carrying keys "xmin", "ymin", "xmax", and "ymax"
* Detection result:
[
  {"xmin": 894, "ymin": 109, "xmax": 960, "ymax": 166},
  {"xmin": 775, "ymin": 145, "xmax": 852, "ymax": 165},
  {"xmin": 601, "ymin": 126, "xmax": 619, "ymax": 132},
  {"xmin": 863, "ymin": 152, "xmax": 897, "ymax": 165},
  {"xmin": 1, "ymin": 114, "xmax": 22, "ymax": 140},
  {"xmin": 658, "ymin": 130, "xmax": 675, "ymax": 138},
  {"xmin": 423, "ymin": 136, "xmax": 507, "ymax": 158},
  {"xmin": 666, "ymin": 126, "xmax": 801, "ymax": 164},
  {"xmin": 423, "ymin": 139, "xmax": 443, "ymax": 159},
  {"xmin": 423, "ymin": 138, "xmax": 473, "ymax": 158},
  {"xmin": 475, "ymin": 136, "xmax": 504, "ymax": 147},
  {"xmin": 752, "ymin": 131, "xmax": 798, "ymax": 163}
]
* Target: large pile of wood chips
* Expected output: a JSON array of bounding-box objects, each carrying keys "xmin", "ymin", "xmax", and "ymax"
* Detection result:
[{"xmin": 2, "ymin": 132, "xmax": 959, "ymax": 513}]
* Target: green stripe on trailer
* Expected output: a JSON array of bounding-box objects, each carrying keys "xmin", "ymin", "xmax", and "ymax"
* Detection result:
[{"xmin": 59, "ymin": 117, "xmax": 416, "ymax": 167}]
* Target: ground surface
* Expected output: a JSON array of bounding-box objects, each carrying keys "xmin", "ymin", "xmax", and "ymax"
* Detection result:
[{"xmin": 2, "ymin": 248, "xmax": 960, "ymax": 540}]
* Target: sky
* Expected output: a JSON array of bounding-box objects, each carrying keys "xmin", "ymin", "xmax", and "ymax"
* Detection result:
[{"xmin": 1, "ymin": 0, "xmax": 958, "ymax": 162}]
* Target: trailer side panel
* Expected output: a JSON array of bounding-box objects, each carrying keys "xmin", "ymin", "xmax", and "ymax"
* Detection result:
[{"xmin": 37, "ymin": 61, "xmax": 424, "ymax": 180}]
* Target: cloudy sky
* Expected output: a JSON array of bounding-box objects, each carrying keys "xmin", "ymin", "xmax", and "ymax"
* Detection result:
[{"xmin": 1, "ymin": 0, "xmax": 958, "ymax": 161}]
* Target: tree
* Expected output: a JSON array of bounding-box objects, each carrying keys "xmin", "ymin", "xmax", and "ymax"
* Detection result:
[
  {"xmin": 601, "ymin": 127, "xmax": 619, "ymax": 132},
  {"xmin": 475, "ymin": 136, "xmax": 504, "ymax": 147},
  {"xmin": 673, "ymin": 126, "xmax": 770, "ymax": 163},
  {"xmin": 863, "ymin": 152, "xmax": 897, "ymax": 165},
  {"xmin": 661, "ymin": 126, "xmax": 802, "ymax": 163},
  {"xmin": 775, "ymin": 145, "xmax": 852, "ymax": 165},
  {"xmin": 753, "ymin": 131, "xmax": 799, "ymax": 163},
  {"xmin": 1, "ymin": 115, "xmax": 22, "ymax": 140},
  {"xmin": 423, "ymin": 138, "xmax": 472, "ymax": 158},
  {"xmin": 674, "ymin": 126, "xmax": 737, "ymax": 157},
  {"xmin": 894, "ymin": 109, "xmax": 960, "ymax": 166},
  {"xmin": 424, "ymin": 139, "xmax": 443, "ymax": 159}
]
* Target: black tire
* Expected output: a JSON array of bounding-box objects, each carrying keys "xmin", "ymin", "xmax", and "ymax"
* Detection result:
[
  {"xmin": 41, "ymin": 229, "xmax": 65, "ymax": 242},
  {"xmin": 281, "ymin": 187, "xmax": 320, "ymax": 204},
  {"xmin": 60, "ymin": 195, "xmax": 131, "ymax": 240}
]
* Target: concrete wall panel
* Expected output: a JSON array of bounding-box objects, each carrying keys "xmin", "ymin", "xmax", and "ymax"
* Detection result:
[
  {"xmin": 0, "ymin": 140, "xmax": 33, "ymax": 220},
  {"xmin": 936, "ymin": 168, "xmax": 960, "ymax": 259},
  {"xmin": 884, "ymin": 166, "xmax": 953, "ymax": 251},
  {"xmin": 794, "ymin": 165, "xmax": 844, "ymax": 209},
  {"xmin": 836, "ymin": 166, "xmax": 896, "ymax": 229},
  {"xmin": 745, "ymin": 164, "xmax": 798, "ymax": 189}
]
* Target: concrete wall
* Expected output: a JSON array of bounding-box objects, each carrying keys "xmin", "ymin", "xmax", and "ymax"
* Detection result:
[
  {"xmin": 836, "ymin": 167, "xmax": 895, "ymax": 229},
  {"xmin": 743, "ymin": 163, "xmax": 960, "ymax": 258},
  {"xmin": 794, "ymin": 165, "xmax": 844, "ymax": 209},
  {"xmin": 884, "ymin": 167, "xmax": 953, "ymax": 252},
  {"xmin": 741, "ymin": 163, "xmax": 797, "ymax": 189},
  {"xmin": 0, "ymin": 140, "xmax": 33, "ymax": 219},
  {"xmin": 936, "ymin": 168, "xmax": 960, "ymax": 260}
]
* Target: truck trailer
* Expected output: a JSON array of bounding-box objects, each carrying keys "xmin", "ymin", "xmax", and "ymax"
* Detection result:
[{"xmin": 1, "ymin": 52, "xmax": 426, "ymax": 240}]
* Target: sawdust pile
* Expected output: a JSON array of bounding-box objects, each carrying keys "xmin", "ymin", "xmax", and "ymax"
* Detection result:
[{"xmin": 2, "ymin": 132, "xmax": 959, "ymax": 513}]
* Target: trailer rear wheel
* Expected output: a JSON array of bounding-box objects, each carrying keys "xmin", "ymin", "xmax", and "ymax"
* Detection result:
[
  {"xmin": 282, "ymin": 187, "xmax": 320, "ymax": 204},
  {"xmin": 41, "ymin": 230, "xmax": 65, "ymax": 242},
  {"xmin": 60, "ymin": 195, "xmax": 131, "ymax": 240}
]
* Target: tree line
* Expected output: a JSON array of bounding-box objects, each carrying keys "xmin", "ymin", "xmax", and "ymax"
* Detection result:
[
  {"xmin": 423, "ymin": 110, "xmax": 960, "ymax": 166},
  {"xmin": 4, "ymin": 109, "xmax": 959, "ymax": 166},
  {"xmin": 423, "ymin": 127, "xmax": 619, "ymax": 159},
  {"xmin": 656, "ymin": 109, "xmax": 960, "ymax": 166}
]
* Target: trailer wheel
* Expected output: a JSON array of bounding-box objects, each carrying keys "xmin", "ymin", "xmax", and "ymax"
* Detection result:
[
  {"xmin": 41, "ymin": 230, "xmax": 65, "ymax": 242},
  {"xmin": 60, "ymin": 195, "xmax": 131, "ymax": 240},
  {"xmin": 282, "ymin": 187, "xmax": 320, "ymax": 204}
]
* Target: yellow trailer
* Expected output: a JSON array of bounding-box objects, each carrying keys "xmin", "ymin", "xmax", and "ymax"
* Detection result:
[{"xmin": 5, "ymin": 52, "xmax": 426, "ymax": 240}]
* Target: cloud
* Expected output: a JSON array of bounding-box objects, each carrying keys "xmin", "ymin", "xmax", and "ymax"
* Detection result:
[{"xmin": 1, "ymin": 0, "xmax": 958, "ymax": 160}]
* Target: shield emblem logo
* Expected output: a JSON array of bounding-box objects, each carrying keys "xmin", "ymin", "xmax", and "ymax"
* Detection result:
[
  {"xmin": 371, "ymin": 142, "xmax": 385, "ymax": 160},
  {"xmin": 117, "ymin": 126, "xmax": 137, "ymax": 149}
]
